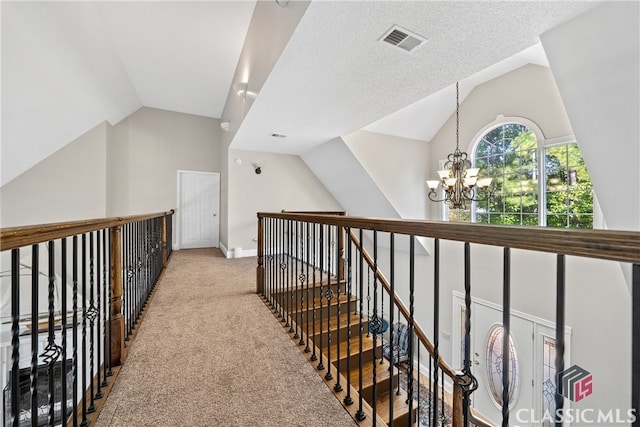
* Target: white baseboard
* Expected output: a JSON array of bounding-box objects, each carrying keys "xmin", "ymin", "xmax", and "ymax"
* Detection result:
[
  {"xmin": 220, "ymin": 242, "xmax": 230, "ymax": 258},
  {"xmin": 219, "ymin": 242, "xmax": 257, "ymax": 258}
]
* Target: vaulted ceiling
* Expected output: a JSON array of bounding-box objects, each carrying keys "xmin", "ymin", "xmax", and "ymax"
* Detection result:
[{"xmin": 1, "ymin": 0, "xmax": 598, "ymax": 186}]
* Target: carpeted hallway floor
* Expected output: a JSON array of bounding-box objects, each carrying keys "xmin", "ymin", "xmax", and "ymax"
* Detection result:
[{"xmin": 95, "ymin": 248, "xmax": 356, "ymax": 427}]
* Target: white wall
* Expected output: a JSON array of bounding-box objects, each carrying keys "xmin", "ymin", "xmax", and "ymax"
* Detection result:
[
  {"xmin": 0, "ymin": 122, "xmax": 108, "ymax": 227},
  {"xmin": 344, "ymin": 131, "xmax": 429, "ymax": 220},
  {"xmin": 107, "ymin": 107, "xmax": 220, "ymax": 216},
  {"xmin": 301, "ymin": 137, "xmax": 399, "ymax": 219},
  {"xmin": 541, "ymin": 1, "xmax": 640, "ymax": 232},
  {"xmin": 227, "ymin": 148, "xmax": 342, "ymax": 255},
  {"xmin": 219, "ymin": 0, "xmax": 311, "ymax": 251},
  {"xmin": 1, "ymin": 1, "xmax": 140, "ymax": 186}
]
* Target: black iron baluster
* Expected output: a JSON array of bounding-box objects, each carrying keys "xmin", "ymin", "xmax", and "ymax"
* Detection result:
[
  {"xmin": 45, "ymin": 240, "xmax": 62, "ymax": 426},
  {"xmin": 298, "ymin": 221, "xmax": 306, "ymax": 347},
  {"xmin": 266, "ymin": 218, "xmax": 272, "ymax": 307},
  {"xmin": 10, "ymin": 248, "xmax": 20, "ymax": 427},
  {"xmin": 459, "ymin": 241, "xmax": 478, "ymax": 427},
  {"xmin": 81, "ymin": 234, "xmax": 89, "ymax": 427},
  {"xmin": 555, "ymin": 254, "xmax": 565, "ymax": 427},
  {"xmin": 317, "ymin": 224, "xmax": 325, "ymax": 372},
  {"xmin": 61, "ymin": 239, "xmax": 69, "ymax": 424},
  {"xmin": 125, "ymin": 223, "xmax": 131, "ymax": 341},
  {"xmin": 310, "ymin": 223, "xmax": 318, "ymax": 363},
  {"xmin": 72, "ymin": 236, "xmax": 79, "ymax": 427},
  {"xmin": 101, "ymin": 229, "xmax": 110, "ymax": 387},
  {"xmin": 441, "ymin": 368, "xmax": 445, "ymax": 425},
  {"xmin": 334, "ymin": 225, "xmax": 343, "ymax": 393},
  {"xmin": 417, "ymin": 340, "xmax": 421, "ymax": 426},
  {"xmin": 88, "ymin": 232, "xmax": 97, "ymax": 413},
  {"xmin": 286, "ymin": 220, "xmax": 292, "ymax": 331},
  {"xmin": 288, "ymin": 220, "xmax": 295, "ymax": 334},
  {"xmin": 280, "ymin": 218, "xmax": 285, "ymax": 318},
  {"xmin": 355, "ymin": 228, "xmax": 366, "ymax": 421},
  {"xmin": 433, "ymin": 238, "xmax": 440, "ymax": 427},
  {"xmin": 388, "ymin": 232, "xmax": 395, "ymax": 425},
  {"xmin": 502, "ymin": 247, "xmax": 511, "ymax": 426},
  {"xmin": 428, "ymin": 344, "xmax": 432, "ymax": 427},
  {"xmin": 633, "ymin": 264, "xmax": 640, "ymax": 427},
  {"xmin": 407, "ymin": 236, "xmax": 415, "ymax": 426},
  {"xmin": 271, "ymin": 218, "xmax": 276, "ymax": 310},
  {"xmin": 294, "ymin": 221, "xmax": 301, "ymax": 340},
  {"xmin": 344, "ymin": 227, "xmax": 353, "ymax": 406},
  {"xmin": 30, "ymin": 244, "xmax": 39, "ymax": 427},
  {"xmin": 366, "ymin": 266, "xmax": 371, "ymax": 338},
  {"xmin": 106, "ymin": 231, "xmax": 113, "ymax": 378},
  {"xmin": 95, "ymin": 231, "xmax": 103, "ymax": 399},
  {"xmin": 372, "ymin": 230, "xmax": 379, "ymax": 423},
  {"xmin": 325, "ymin": 233, "xmax": 333, "ymax": 380},
  {"xmin": 304, "ymin": 221, "xmax": 311, "ymax": 353}
]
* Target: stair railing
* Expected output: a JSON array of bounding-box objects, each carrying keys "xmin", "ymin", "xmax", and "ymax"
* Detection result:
[
  {"xmin": 349, "ymin": 230, "xmax": 492, "ymax": 427},
  {"xmin": 0, "ymin": 210, "xmax": 174, "ymax": 427},
  {"xmin": 257, "ymin": 211, "xmax": 640, "ymax": 427}
]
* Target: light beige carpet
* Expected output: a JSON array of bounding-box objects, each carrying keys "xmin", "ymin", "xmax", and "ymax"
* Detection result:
[{"xmin": 96, "ymin": 248, "xmax": 356, "ymax": 427}]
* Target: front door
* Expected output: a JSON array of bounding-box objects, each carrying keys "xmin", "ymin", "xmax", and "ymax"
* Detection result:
[
  {"xmin": 472, "ymin": 302, "xmax": 535, "ymax": 426},
  {"xmin": 177, "ymin": 171, "xmax": 219, "ymax": 249}
]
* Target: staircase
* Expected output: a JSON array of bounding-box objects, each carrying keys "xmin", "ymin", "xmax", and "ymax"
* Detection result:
[{"xmin": 263, "ymin": 265, "xmax": 417, "ymax": 426}]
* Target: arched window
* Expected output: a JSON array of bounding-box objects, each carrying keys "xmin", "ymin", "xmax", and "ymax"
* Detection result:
[
  {"xmin": 451, "ymin": 117, "xmax": 595, "ymax": 229},
  {"xmin": 473, "ymin": 123, "xmax": 539, "ymax": 226}
]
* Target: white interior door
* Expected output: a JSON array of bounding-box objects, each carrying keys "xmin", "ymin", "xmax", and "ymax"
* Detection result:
[
  {"xmin": 472, "ymin": 302, "xmax": 535, "ymax": 426},
  {"xmin": 178, "ymin": 171, "xmax": 219, "ymax": 249}
]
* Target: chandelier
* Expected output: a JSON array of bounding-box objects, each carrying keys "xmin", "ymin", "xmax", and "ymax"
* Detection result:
[{"xmin": 427, "ymin": 82, "xmax": 492, "ymax": 209}]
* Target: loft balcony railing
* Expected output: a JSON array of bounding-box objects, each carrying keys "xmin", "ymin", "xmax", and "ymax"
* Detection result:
[
  {"xmin": 256, "ymin": 211, "xmax": 640, "ymax": 427},
  {"xmin": 0, "ymin": 210, "xmax": 174, "ymax": 427}
]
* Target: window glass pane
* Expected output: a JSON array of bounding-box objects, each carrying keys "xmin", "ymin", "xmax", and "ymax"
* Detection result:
[
  {"xmin": 465, "ymin": 123, "xmax": 593, "ymax": 228},
  {"xmin": 522, "ymin": 214, "xmax": 538, "ymax": 226},
  {"xmin": 544, "ymin": 144, "xmax": 593, "ymax": 229},
  {"xmin": 471, "ymin": 123, "xmax": 538, "ymax": 225}
]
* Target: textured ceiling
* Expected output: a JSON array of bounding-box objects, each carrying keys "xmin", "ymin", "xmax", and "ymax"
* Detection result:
[
  {"xmin": 2, "ymin": 0, "xmax": 597, "ymax": 186},
  {"xmin": 231, "ymin": 1, "xmax": 596, "ymax": 153}
]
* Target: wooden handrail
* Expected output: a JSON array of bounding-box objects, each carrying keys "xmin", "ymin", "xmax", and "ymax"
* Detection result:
[
  {"xmin": 258, "ymin": 212, "xmax": 640, "ymax": 264},
  {"xmin": 349, "ymin": 231, "xmax": 458, "ymax": 381},
  {"xmin": 0, "ymin": 210, "xmax": 175, "ymax": 251}
]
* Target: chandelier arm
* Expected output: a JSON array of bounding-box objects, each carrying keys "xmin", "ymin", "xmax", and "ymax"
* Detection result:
[{"xmin": 427, "ymin": 190, "xmax": 450, "ymax": 204}]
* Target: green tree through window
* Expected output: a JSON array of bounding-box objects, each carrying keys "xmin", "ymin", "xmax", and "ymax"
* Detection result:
[
  {"xmin": 545, "ymin": 144, "xmax": 594, "ymax": 228},
  {"xmin": 451, "ymin": 122, "xmax": 594, "ymax": 229}
]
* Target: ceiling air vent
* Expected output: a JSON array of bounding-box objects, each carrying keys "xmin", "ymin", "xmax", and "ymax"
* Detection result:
[{"xmin": 380, "ymin": 25, "xmax": 426, "ymax": 53}]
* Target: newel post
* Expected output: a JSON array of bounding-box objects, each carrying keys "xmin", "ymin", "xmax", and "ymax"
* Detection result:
[
  {"xmin": 110, "ymin": 225, "xmax": 125, "ymax": 366},
  {"xmin": 256, "ymin": 215, "xmax": 264, "ymax": 294},
  {"xmin": 452, "ymin": 382, "xmax": 464, "ymax": 427}
]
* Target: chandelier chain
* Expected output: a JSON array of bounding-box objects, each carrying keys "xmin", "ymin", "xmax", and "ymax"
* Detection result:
[{"xmin": 456, "ymin": 81, "xmax": 460, "ymax": 151}]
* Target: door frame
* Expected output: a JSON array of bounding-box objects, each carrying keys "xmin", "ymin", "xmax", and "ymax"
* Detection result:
[
  {"xmin": 451, "ymin": 291, "xmax": 572, "ymax": 424},
  {"xmin": 175, "ymin": 170, "xmax": 220, "ymax": 250}
]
